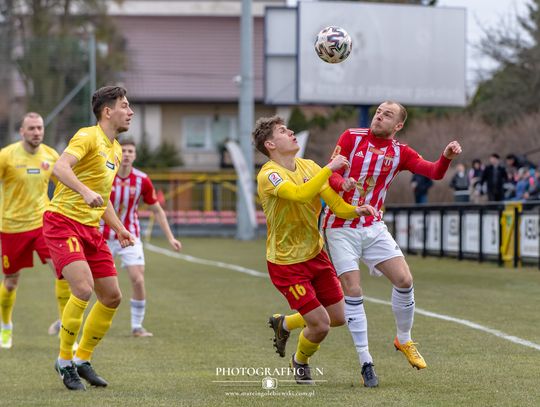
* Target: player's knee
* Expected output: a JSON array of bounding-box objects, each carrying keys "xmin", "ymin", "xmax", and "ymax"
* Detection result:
[
  {"xmin": 394, "ymin": 274, "xmax": 413, "ymax": 289},
  {"xmin": 342, "ymin": 283, "xmax": 362, "ymax": 297},
  {"xmin": 311, "ymin": 319, "xmax": 331, "ymax": 336},
  {"xmin": 339, "ymin": 272, "xmax": 362, "ymax": 297},
  {"xmin": 70, "ymin": 283, "xmax": 93, "ymax": 301},
  {"xmin": 3, "ymin": 277, "xmax": 18, "ymax": 291},
  {"xmin": 104, "ymin": 291, "xmax": 122, "ymax": 308},
  {"xmin": 132, "ymin": 274, "xmax": 145, "ymax": 287},
  {"xmin": 330, "ymin": 314, "xmax": 346, "ymax": 327}
]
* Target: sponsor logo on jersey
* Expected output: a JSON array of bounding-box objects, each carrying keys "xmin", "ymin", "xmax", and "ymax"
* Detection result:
[
  {"xmin": 26, "ymin": 168, "xmax": 40, "ymax": 174},
  {"xmin": 354, "ymin": 151, "xmax": 364, "ymax": 158},
  {"xmin": 106, "ymin": 161, "xmax": 115, "ymax": 170},
  {"xmin": 41, "ymin": 161, "xmax": 50, "ymax": 170},
  {"xmin": 268, "ymin": 172, "xmax": 283, "ymax": 187},
  {"xmin": 368, "ymin": 146, "xmax": 384, "ymax": 155}
]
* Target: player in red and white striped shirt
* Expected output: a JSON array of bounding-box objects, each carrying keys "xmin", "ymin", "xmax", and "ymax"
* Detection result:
[
  {"xmin": 323, "ymin": 101, "xmax": 461, "ymax": 386},
  {"xmin": 101, "ymin": 139, "xmax": 182, "ymax": 337}
]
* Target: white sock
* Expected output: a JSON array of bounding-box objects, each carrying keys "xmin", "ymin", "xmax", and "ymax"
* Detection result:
[
  {"xmin": 73, "ymin": 356, "xmax": 88, "ymax": 366},
  {"xmin": 282, "ymin": 318, "xmax": 289, "ymax": 332},
  {"xmin": 344, "ymin": 296, "xmax": 373, "ymax": 365},
  {"xmin": 131, "ymin": 299, "xmax": 146, "ymax": 330},
  {"xmin": 57, "ymin": 358, "xmax": 73, "ymax": 368},
  {"xmin": 392, "ymin": 285, "xmax": 415, "ymax": 344},
  {"xmin": 1, "ymin": 322, "xmax": 12, "ymax": 331}
]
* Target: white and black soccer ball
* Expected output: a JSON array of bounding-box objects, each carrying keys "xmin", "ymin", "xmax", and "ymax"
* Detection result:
[{"xmin": 314, "ymin": 26, "xmax": 352, "ymax": 64}]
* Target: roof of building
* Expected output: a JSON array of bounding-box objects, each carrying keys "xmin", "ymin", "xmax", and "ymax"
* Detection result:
[{"xmin": 115, "ymin": 15, "xmax": 265, "ymax": 102}]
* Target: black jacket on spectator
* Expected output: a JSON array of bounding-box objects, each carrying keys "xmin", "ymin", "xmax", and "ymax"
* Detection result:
[{"xmin": 481, "ymin": 164, "xmax": 508, "ymax": 201}]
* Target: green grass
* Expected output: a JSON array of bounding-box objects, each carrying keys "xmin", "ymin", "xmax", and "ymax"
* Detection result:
[{"xmin": 2, "ymin": 237, "xmax": 540, "ymax": 406}]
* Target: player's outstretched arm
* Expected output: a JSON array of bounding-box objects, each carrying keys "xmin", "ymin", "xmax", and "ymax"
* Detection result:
[
  {"xmin": 102, "ymin": 200, "xmax": 135, "ymax": 248},
  {"xmin": 276, "ymin": 155, "xmax": 350, "ymax": 203},
  {"xmin": 404, "ymin": 141, "xmax": 462, "ymax": 181},
  {"xmin": 443, "ymin": 141, "xmax": 462, "ymax": 160},
  {"xmin": 149, "ymin": 202, "xmax": 182, "ymax": 251},
  {"xmin": 321, "ymin": 187, "xmax": 376, "ymax": 219},
  {"xmin": 53, "ymin": 152, "xmax": 104, "ymax": 208}
]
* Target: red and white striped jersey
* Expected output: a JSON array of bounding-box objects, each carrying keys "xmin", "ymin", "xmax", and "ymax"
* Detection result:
[
  {"xmin": 101, "ymin": 168, "xmax": 158, "ymax": 239},
  {"xmin": 322, "ymin": 128, "xmax": 451, "ymax": 229}
]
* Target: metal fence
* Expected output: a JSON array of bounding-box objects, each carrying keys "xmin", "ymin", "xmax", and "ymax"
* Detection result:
[{"xmin": 384, "ymin": 201, "xmax": 540, "ymax": 269}]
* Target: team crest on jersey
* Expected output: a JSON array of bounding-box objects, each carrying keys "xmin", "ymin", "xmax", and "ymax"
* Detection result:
[
  {"xmin": 268, "ymin": 172, "xmax": 283, "ymax": 187},
  {"xmin": 41, "ymin": 161, "xmax": 50, "ymax": 170},
  {"xmin": 382, "ymin": 154, "xmax": 394, "ymax": 169},
  {"xmin": 130, "ymin": 186, "xmax": 137, "ymax": 195},
  {"xmin": 330, "ymin": 145, "xmax": 341, "ymax": 159}
]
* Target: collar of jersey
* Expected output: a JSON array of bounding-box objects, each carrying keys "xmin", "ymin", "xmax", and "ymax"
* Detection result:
[
  {"xmin": 96, "ymin": 124, "xmax": 113, "ymax": 147},
  {"xmin": 368, "ymin": 130, "xmax": 393, "ymax": 148}
]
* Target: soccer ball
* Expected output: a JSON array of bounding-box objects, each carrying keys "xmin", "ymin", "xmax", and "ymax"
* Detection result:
[{"xmin": 314, "ymin": 26, "xmax": 352, "ymax": 64}]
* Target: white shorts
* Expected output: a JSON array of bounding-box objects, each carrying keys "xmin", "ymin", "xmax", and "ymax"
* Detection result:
[
  {"xmin": 107, "ymin": 238, "xmax": 145, "ymax": 268},
  {"xmin": 324, "ymin": 222, "xmax": 403, "ymax": 277}
]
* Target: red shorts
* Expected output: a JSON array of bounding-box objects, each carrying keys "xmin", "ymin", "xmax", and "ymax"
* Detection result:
[
  {"xmin": 43, "ymin": 211, "xmax": 116, "ymax": 279},
  {"xmin": 1, "ymin": 228, "xmax": 50, "ymax": 275},
  {"xmin": 267, "ymin": 250, "xmax": 343, "ymax": 315}
]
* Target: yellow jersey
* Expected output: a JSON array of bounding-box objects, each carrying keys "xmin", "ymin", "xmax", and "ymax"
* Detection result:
[
  {"xmin": 0, "ymin": 142, "xmax": 59, "ymax": 233},
  {"xmin": 48, "ymin": 125, "xmax": 122, "ymax": 227},
  {"xmin": 257, "ymin": 158, "xmax": 329, "ymax": 265}
]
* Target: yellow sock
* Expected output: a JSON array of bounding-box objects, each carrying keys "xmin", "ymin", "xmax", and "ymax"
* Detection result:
[
  {"xmin": 295, "ymin": 329, "xmax": 320, "ymax": 364},
  {"xmin": 0, "ymin": 282, "xmax": 16, "ymax": 325},
  {"xmin": 59, "ymin": 295, "xmax": 88, "ymax": 360},
  {"xmin": 75, "ymin": 301, "xmax": 117, "ymax": 361},
  {"xmin": 55, "ymin": 279, "xmax": 71, "ymax": 320},
  {"xmin": 284, "ymin": 313, "xmax": 305, "ymax": 331}
]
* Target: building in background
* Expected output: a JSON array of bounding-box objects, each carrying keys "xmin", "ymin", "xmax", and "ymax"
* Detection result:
[{"xmin": 110, "ymin": 0, "xmax": 289, "ymax": 169}]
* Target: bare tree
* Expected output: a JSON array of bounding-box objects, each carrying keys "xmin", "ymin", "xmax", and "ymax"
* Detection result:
[
  {"xmin": 471, "ymin": 0, "xmax": 540, "ymax": 125},
  {"xmin": 2, "ymin": 0, "xmax": 126, "ymax": 146}
]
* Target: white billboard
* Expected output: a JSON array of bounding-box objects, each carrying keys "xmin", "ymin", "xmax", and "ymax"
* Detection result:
[
  {"xmin": 297, "ymin": 1, "xmax": 466, "ymax": 106},
  {"xmin": 520, "ymin": 214, "xmax": 539, "ymax": 258}
]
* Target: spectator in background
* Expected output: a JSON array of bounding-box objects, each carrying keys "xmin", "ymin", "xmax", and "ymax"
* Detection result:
[
  {"xmin": 481, "ymin": 153, "xmax": 507, "ymax": 201},
  {"xmin": 468, "ymin": 159, "xmax": 484, "ymax": 201},
  {"xmin": 411, "ymin": 174, "xmax": 433, "ymax": 204},
  {"xmin": 512, "ymin": 166, "xmax": 536, "ymax": 201},
  {"xmin": 449, "ymin": 163, "xmax": 470, "ymax": 202},
  {"xmin": 505, "ymin": 154, "xmax": 520, "ymax": 182},
  {"xmin": 526, "ymin": 167, "xmax": 540, "ymax": 200}
]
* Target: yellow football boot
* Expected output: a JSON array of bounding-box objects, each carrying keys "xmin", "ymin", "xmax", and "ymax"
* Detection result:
[{"xmin": 394, "ymin": 337, "xmax": 427, "ymax": 369}]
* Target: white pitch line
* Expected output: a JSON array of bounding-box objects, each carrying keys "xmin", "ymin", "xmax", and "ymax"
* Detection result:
[
  {"xmin": 145, "ymin": 243, "xmax": 267, "ymax": 278},
  {"xmin": 146, "ymin": 243, "xmax": 540, "ymax": 352}
]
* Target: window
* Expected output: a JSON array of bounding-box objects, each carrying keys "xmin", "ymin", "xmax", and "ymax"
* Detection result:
[{"xmin": 183, "ymin": 116, "xmax": 237, "ymax": 151}]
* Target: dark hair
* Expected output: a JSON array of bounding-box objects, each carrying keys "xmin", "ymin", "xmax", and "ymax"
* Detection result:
[
  {"xmin": 252, "ymin": 116, "xmax": 284, "ymax": 157},
  {"xmin": 491, "ymin": 153, "xmax": 500, "ymax": 159},
  {"xmin": 472, "ymin": 158, "xmax": 482, "ymax": 166},
  {"xmin": 119, "ymin": 137, "xmax": 136, "ymax": 147},
  {"xmin": 92, "ymin": 86, "xmax": 127, "ymax": 121}
]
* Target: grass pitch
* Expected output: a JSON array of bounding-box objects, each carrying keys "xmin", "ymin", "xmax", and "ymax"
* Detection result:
[{"xmin": 2, "ymin": 237, "xmax": 540, "ymax": 406}]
